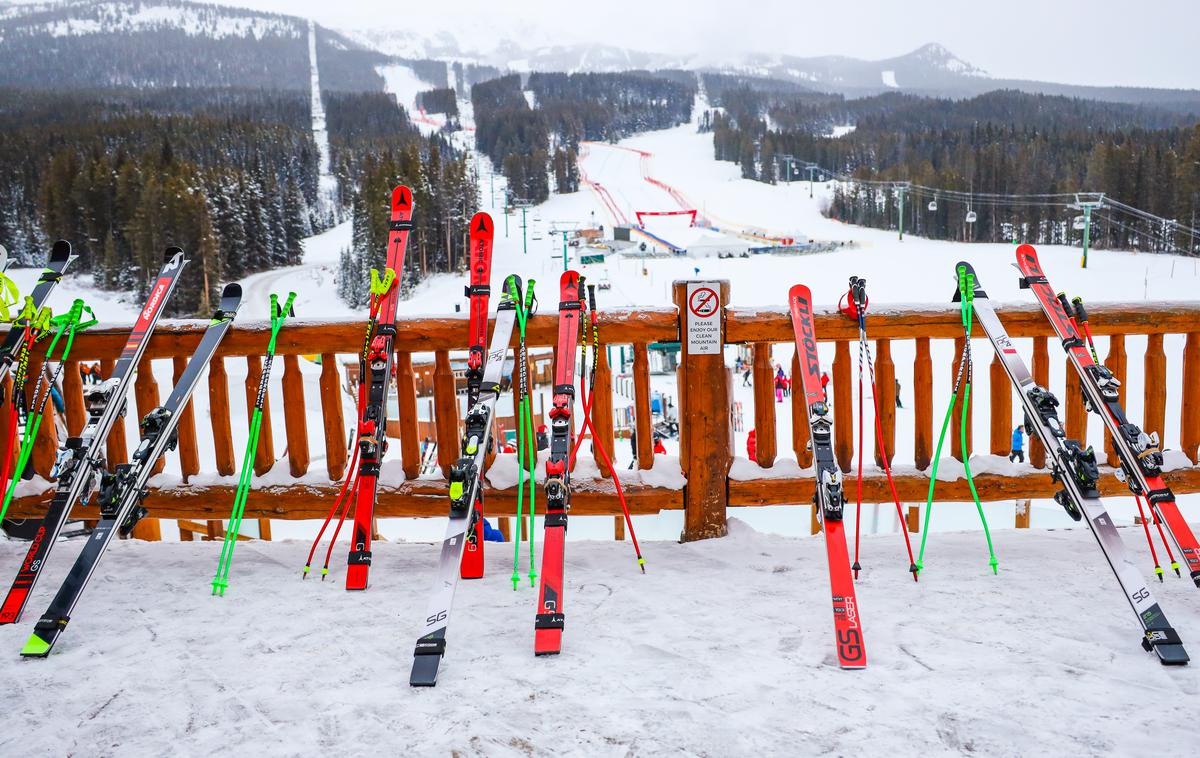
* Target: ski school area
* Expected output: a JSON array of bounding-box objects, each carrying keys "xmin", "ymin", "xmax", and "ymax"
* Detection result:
[{"xmin": 2, "ymin": 129, "xmax": 1200, "ymax": 751}]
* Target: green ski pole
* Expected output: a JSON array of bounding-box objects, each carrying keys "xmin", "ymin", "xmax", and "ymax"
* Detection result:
[
  {"xmin": 957, "ymin": 268, "xmax": 999, "ymax": 574},
  {"xmin": 509, "ymin": 277, "xmax": 538, "ymax": 588},
  {"xmin": 212, "ymin": 291, "xmax": 296, "ymax": 595},
  {"xmin": 522, "ymin": 280, "xmax": 538, "ymax": 586},
  {"xmin": 0, "ymin": 299, "xmax": 92, "ymax": 521}
]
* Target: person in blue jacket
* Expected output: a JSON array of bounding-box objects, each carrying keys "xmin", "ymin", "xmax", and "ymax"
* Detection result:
[
  {"xmin": 1009, "ymin": 424, "xmax": 1025, "ymax": 463},
  {"xmin": 482, "ymin": 519, "xmax": 505, "ymax": 542}
]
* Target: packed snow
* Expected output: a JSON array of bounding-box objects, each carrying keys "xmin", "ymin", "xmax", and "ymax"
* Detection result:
[{"xmin": 1, "ymin": 520, "xmax": 1198, "ymax": 755}]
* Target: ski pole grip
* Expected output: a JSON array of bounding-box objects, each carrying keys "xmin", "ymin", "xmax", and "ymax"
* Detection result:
[
  {"xmin": 1055, "ymin": 292, "xmax": 1074, "ymax": 319},
  {"xmin": 1071, "ymin": 296, "xmax": 1088, "ymax": 323}
]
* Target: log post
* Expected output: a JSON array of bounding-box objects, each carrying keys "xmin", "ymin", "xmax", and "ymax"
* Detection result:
[
  {"xmin": 1103, "ymin": 334, "xmax": 1127, "ymax": 467},
  {"xmin": 63, "ymin": 360, "xmax": 86, "ymax": 436},
  {"xmin": 171, "ymin": 356, "xmax": 200, "ymax": 482},
  {"xmin": 1144, "ymin": 333, "xmax": 1167, "ymax": 445},
  {"xmin": 1064, "ymin": 358, "xmax": 1086, "ymax": 445},
  {"xmin": 25, "ymin": 354, "xmax": 58, "ymax": 478},
  {"xmin": 1030, "ymin": 337, "xmax": 1049, "ymax": 469},
  {"xmin": 244, "ymin": 355, "xmax": 274, "ymax": 476},
  {"xmin": 913, "ymin": 337, "xmax": 932, "ymax": 470},
  {"xmin": 1015, "ymin": 499, "xmax": 1031, "ymax": 529},
  {"xmin": 100, "ymin": 358, "xmax": 128, "ymax": 466},
  {"xmin": 832, "ymin": 341, "xmax": 852, "ymax": 472},
  {"xmin": 132, "ymin": 354, "xmax": 162, "ymax": 475},
  {"xmin": 791, "ymin": 351, "xmax": 811, "ymax": 467},
  {"xmin": 433, "ymin": 351, "xmax": 460, "ymax": 477},
  {"xmin": 673, "ymin": 280, "xmax": 729, "ymax": 542},
  {"xmin": 396, "ymin": 352, "xmax": 421, "ymax": 480},
  {"xmin": 632, "ymin": 342, "xmax": 654, "ymax": 469},
  {"xmin": 614, "ymin": 516, "xmax": 625, "ymax": 541},
  {"xmin": 1182, "ymin": 332, "xmax": 1200, "ymax": 463},
  {"xmin": 907, "ymin": 505, "xmax": 920, "ymax": 532},
  {"xmin": 751, "ymin": 342, "xmax": 776, "ymax": 467},
  {"xmin": 281, "ymin": 355, "xmax": 309, "ymax": 477},
  {"xmin": 874, "ymin": 339, "xmax": 895, "ymax": 467},
  {"xmin": 318, "ymin": 353, "xmax": 347, "ymax": 481},
  {"xmin": 950, "ymin": 337, "xmax": 973, "ymax": 462},
  {"xmin": 592, "ymin": 348, "xmax": 615, "ymax": 477},
  {"xmin": 989, "ymin": 351, "xmax": 1011, "ymax": 456},
  {"xmin": 208, "ymin": 357, "xmax": 236, "ymax": 477}
]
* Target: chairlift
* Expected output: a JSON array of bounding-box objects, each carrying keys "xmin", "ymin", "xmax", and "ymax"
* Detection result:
[
  {"xmin": 1072, "ymin": 215, "xmax": 1086, "ymax": 230},
  {"xmin": 965, "ymin": 210, "xmax": 977, "ymax": 224},
  {"xmin": 927, "ymin": 199, "xmax": 938, "ymax": 212}
]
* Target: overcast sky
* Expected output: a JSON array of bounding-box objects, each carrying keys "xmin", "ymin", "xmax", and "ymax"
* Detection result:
[{"xmin": 209, "ymin": 0, "xmax": 1196, "ymax": 89}]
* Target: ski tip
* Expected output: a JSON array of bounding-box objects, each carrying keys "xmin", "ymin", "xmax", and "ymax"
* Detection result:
[
  {"xmin": 391, "ymin": 185, "xmax": 413, "ymax": 211},
  {"xmin": 50, "ymin": 240, "xmax": 72, "ymax": 260},
  {"xmin": 163, "ymin": 246, "xmax": 185, "ymax": 266},
  {"xmin": 221, "ymin": 282, "xmax": 242, "ymax": 302},
  {"xmin": 788, "ymin": 283, "xmax": 812, "ymax": 305},
  {"xmin": 560, "ymin": 269, "xmax": 580, "ymax": 287},
  {"xmin": 471, "ymin": 211, "xmax": 494, "ymax": 236}
]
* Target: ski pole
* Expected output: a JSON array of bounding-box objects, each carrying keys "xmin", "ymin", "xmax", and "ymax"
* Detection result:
[{"xmin": 214, "ymin": 291, "xmax": 295, "ymax": 595}]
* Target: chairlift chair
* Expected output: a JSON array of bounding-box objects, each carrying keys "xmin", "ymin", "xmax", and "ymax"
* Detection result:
[
  {"xmin": 927, "ymin": 199, "xmax": 938, "ymax": 212},
  {"xmin": 965, "ymin": 210, "xmax": 977, "ymax": 224},
  {"xmin": 1073, "ymin": 215, "xmax": 1086, "ymax": 230}
]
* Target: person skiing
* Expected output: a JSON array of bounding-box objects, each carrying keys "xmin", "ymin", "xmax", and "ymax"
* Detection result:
[
  {"xmin": 820, "ymin": 371, "xmax": 831, "ymax": 402},
  {"xmin": 742, "ymin": 367, "xmax": 752, "ymax": 387},
  {"xmin": 895, "ymin": 378, "xmax": 903, "ymax": 409},
  {"xmin": 1009, "ymin": 424, "xmax": 1025, "ymax": 463},
  {"xmin": 746, "ymin": 428, "xmax": 757, "ymax": 461},
  {"xmin": 774, "ymin": 367, "xmax": 785, "ymax": 402}
]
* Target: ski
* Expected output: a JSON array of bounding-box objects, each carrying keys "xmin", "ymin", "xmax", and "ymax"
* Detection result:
[
  {"xmin": 410, "ymin": 275, "xmax": 517, "ymax": 686},
  {"xmin": 20, "ymin": 283, "xmax": 242, "ymax": 657},
  {"xmin": 1016, "ymin": 245, "xmax": 1200, "ymax": 586},
  {"xmin": 965, "ymin": 260, "xmax": 1188, "ymax": 665},
  {"xmin": 0, "ymin": 241, "xmax": 77, "ymax": 387},
  {"xmin": 0, "ymin": 248, "xmax": 187, "ymax": 624},
  {"xmin": 789, "ymin": 284, "xmax": 866, "ymax": 669},
  {"xmin": 345, "ymin": 185, "xmax": 413, "ymax": 591},
  {"xmin": 460, "ymin": 211, "xmax": 494, "ymax": 581},
  {"xmin": 534, "ymin": 270, "xmax": 582, "ymax": 656}
]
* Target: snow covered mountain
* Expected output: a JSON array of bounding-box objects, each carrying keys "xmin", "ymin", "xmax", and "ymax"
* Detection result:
[{"xmin": 0, "ymin": 0, "xmax": 382, "ymax": 90}]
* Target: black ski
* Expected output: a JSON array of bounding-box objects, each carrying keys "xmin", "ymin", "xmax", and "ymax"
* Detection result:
[
  {"xmin": 21, "ymin": 283, "xmax": 243, "ymax": 657},
  {"xmin": 410, "ymin": 276, "xmax": 518, "ymax": 686},
  {"xmin": 964, "ymin": 261, "xmax": 1188, "ymax": 665},
  {"xmin": 0, "ymin": 248, "xmax": 188, "ymax": 623}
]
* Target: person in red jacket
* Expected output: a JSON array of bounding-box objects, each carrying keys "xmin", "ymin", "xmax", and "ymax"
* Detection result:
[
  {"xmin": 746, "ymin": 428, "xmax": 757, "ymax": 461},
  {"xmin": 653, "ymin": 435, "xmax": 667, "ymax": 455}
]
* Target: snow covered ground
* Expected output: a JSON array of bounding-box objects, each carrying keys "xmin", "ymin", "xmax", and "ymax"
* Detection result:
[{"xmin": 2, "ymin": 520, "xmax": 1198, "ymax": 755}]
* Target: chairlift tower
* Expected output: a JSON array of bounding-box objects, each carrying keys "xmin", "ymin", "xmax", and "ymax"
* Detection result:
[
  {"xmin": 1070, "ymin": 192, "xmax": 1106, "ymax": 269},
  {"xmin": 511, "ymin": 197, "xmax": 533, "ymax": 255},
  {"xmin": 894, "ymin": 181, "xmax": 910, "ymax": 241}
]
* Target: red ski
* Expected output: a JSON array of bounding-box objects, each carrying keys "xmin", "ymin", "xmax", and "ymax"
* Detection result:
[
  {"xmin": 789, "ymin": 284, "xmax": 867, "ymax": 669},
  {"xmin": 460, "ymin": 212, "xmax": 494, "ymax": 580},
  {"xmin": 1016, "ymin": 245, "xmax": 1200, "ymax": 585},
  {"xmin": 534, "ymin": 271, "xmax": 582, "ymax": 655},
  {"xmin": 345, "ymin": 186, "xmax": 413, "ymax": 591}
]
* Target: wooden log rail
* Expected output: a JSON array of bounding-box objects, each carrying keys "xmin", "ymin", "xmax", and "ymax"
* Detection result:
[{"xmin": 3, "ymin": 295, "xmax": 1199, "ymax": 543}]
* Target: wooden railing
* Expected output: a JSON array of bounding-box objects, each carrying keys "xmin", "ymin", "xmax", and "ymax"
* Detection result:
[{"xmin": 5, "ymin": 283, "xmax": 1199, "ymax": 542}]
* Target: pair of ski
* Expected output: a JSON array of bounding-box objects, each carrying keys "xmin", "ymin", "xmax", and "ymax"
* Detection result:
[
  {"xmin": 0, "ymin": 246, "xmax": 242, "ymax": 657},
  {"xmin": 971, "ymin": 247, "xmax": 1190, "ymax": 665},
  {"xmin": 411, "ymin": 270, "xmax": 581, "ymax": 686}
]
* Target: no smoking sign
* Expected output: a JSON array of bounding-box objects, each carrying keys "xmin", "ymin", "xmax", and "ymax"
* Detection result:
[{"xmin": 685, "ymin": 282, "xmax": 721, "ymax": 355}]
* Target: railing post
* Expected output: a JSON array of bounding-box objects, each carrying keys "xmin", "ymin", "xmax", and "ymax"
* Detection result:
[
  {"xmin": 63, "ymin": 360, "xmax": 86, "ymax": 436},
  {"xmin": 673, "ymin": 280, "xmax": 729, "ymax": 542},
  {"xmin": 1064, "ymin": 357, "xmax": 1086, "ymax": 445},
  {"xmin": 1182, "ymin": 332, "xmax": 1200, "ymax": 463},
  {"xmin": 592, "ymin": 348, "xmax": 615, "ymax": 477},
  {"xmin": 1030, "ymin": 337, "xmax": 1049, "ymax": 469},
  {"xmin": 950, "ymin": 336, "xmax": 972, "ymax": 462},
  {"xmin": 989, "ymin": 352, "xmax": 1011, "ymax": 456},
  {"xmin": 245, "ymin": 355, "xmax": 274, "ymax": 476},
  {"xmin": 1103, "ymin": 334, "xmax": 1127, "ymax": 466},
  {"xmin": 318, "ymin": 353, "xmax": 347, "ymax": 481},
  {"xmin": 172, "ymin": 356, "xmax": 200, "ymax": 482},
  {"xmin": 100, "ymin": 358, "xmax": 128, "ymax": 466},
  {"xmin": 632, "ymin": 342, "xmax": 654, "ymax": 469},
  {"xmin": 433, "ymin": 351, "xmax": 460, "ymax": 477},
  {"xmin": 913, "ymin": 337, "xmax": 932, "ymax": 470},
  {"xmin": 209, "ymin": 357, "xmax": 235, "ymax": 477},
  {"xmin": 832, "ymin": 341, "xmax": 852, "ymax": 472},
  {"xmin": 395, "ymin": 352, "xmax": 421, "ymax": 480},
  {"xmin": 1144, "ymin": 333, "xmax": 1167, "ymax": 445},
  {"xmin": 874, "ymin": 339, "xmax": 895, "ymax": 466},
  {"xmin": 751, "ymin": 342, "xmax": 776, "ymax": 467},
  {"xmin": 791, "ymin": 351, "xmax": 811, "ymax": 467},
  {"xmin": 281, "ymin": 355, "xmax": 310, "ymax": 477}
]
